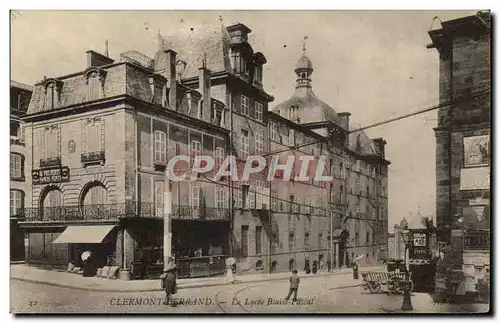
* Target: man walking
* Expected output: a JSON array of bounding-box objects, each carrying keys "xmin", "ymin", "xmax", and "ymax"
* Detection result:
[{"xmin": 284, "ymin": 270, "xmax": 300, "ymax": 302}]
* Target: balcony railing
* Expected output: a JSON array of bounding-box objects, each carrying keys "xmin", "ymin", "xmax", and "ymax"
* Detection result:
[
  {"xmin": 81, "ymin": 151, "xmax": 105, "ymax": 166},
  {"xmin": 21, "ymin": 202, "xmax": 230, "ymax": 222},
  {"xmin": 40, "ymin": 157, "xmax": 62, "ymax": 168},
  {"xmin": 464, "ymin": 230, "xmax": 490, "ymax": 250}
]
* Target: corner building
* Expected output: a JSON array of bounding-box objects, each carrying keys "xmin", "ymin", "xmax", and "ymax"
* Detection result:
[{"xmin": 427, "ymin": 12, "xmax": 491, "ymax": 300}]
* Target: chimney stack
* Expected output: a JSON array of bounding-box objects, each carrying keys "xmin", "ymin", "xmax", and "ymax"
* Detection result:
[
  {"xmin": 154, "ymin": 50, "xmax": 178, "ymax": 110},
  {"xmin": 198, "ymin": 56, "xmax": 212, "ymax": 122}
]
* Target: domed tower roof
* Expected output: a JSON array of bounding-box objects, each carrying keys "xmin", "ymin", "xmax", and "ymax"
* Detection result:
[
  {"xmin": 272, "ymin": 45, "xmax": 339, "ymax": 124},
  {"xmin": 295, "ymin": 54, "xmax": 313, "ymax": 71}
]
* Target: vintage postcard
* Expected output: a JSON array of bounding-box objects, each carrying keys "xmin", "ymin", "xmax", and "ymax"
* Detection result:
[{"xmin": 9, "ymin": 10, "xmax": 491, "ymax": 314}]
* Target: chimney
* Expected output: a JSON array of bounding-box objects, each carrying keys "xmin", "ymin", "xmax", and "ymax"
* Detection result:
[
  {"xmin": 154, "ymin": 50, "xmax": 178, "ymax": 110},
  {"xmin": 337, "ymin": 112, "xmax": 351, "ymax": 131},
  {"xmin": 86, "ymin": 50, "xmax": 114, "ymax": 68},
  {"xmin": 199, "ymin": 57, "xmax": 211, "ymax": 122},
  {"xmin": 372, "ymin": 137, "xmax": 387, "ymax": 159}
]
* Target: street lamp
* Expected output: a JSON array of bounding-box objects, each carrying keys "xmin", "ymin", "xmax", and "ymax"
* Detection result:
[{"xmin": 401, "ymin": 224, "xmax": 413, "ymax": 311}]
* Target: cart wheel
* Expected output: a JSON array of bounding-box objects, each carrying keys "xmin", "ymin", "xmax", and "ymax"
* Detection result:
[{"xmin": 371, "ymin": 281, "xmax": 382, "ymax": 294}]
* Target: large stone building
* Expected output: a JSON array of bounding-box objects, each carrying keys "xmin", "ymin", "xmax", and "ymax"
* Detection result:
[
  {"xmin": 10, "ymin": 80, "xmax": 33, "ymax": 262},
  {"xmin": 427, "ymin": 11, "xmax": 490, "ymax": 299},
  {"xmin": 20, "ymin": 21, "xmax": 390, "ymax": 278}
]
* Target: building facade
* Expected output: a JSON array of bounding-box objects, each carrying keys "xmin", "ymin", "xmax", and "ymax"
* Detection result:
[
  {"xmin": 11, "ymin": 81, "xmax": 33, "ymax": 262},
  {"xmin": 272, "ymin": 50, "xmax": 390, "ymax": 268},
  {"xmin": 20, "ymin": 21, "xmax": 390, "ymax": 278},
  {"xmin": 388, "ymin": 218, "xmax": 407, "ymax": 261},
  {"xmin": 428, "ymin": 11, "xmax": 491, "ymax": 300}
]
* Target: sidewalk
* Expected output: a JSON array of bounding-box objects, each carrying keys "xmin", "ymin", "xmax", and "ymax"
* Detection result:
[
  {"xmin": 380, "ymin": 293, "xmax": 491, "ymax": 314},
  {"xmin": 10, "ymin": 264, "xmax": 383, "ymax": 293}
]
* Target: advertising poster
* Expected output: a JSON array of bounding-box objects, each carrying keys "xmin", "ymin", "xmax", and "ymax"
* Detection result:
[{"xmin": 463, "ymin": 135, "xmax": 489, "ymax": 167}]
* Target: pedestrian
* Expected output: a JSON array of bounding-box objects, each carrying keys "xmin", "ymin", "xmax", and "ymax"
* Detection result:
[
  {"xmin": 284, "ymin": 269, "xmax": 300, "ymax": 302},
  {"xmin": 225, "ymin": 257, "xmax": 236, "ymax": 284},
  {"xmin": 160, "ymin": 257, "xmax": 178, "ymax": 306}
]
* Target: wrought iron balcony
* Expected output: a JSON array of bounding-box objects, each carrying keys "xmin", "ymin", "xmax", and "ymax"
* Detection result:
[
  {"xmin": 21, "ymin": 202, "xmax": 230, "ymax": 222},
  {"xmin": 81, "ymin": 151, "xmax": 105, "ymax": 166},
  {"xmin": 40, "ymin": 157, "xmax": 61, "ymax": 168}
]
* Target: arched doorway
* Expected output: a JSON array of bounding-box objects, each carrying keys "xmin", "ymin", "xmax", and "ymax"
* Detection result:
[
  {"xmin": 80, "ymin": 182, "xmax": 109, "ymax": 220},
  {"xmin": 338, "ymin": 229, "xmax": 349, "ymax": 268},
  {"xmin": 40, "ymin": 186, "xmax": 63, "ymax": 221}
]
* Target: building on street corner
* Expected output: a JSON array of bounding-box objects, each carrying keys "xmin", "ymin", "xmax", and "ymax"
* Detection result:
[
  {"xmin": 427, "ymin": 11, "xmax": 491, "ymax": 301},
  {"xmin": 19, "ymin": 20, "xmax": 390, "ymax": 279}
]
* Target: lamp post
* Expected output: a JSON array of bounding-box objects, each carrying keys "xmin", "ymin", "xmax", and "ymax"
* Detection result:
[{"xmin": 401, "ymin": 224, "xmax": 413, "ymax": 311}]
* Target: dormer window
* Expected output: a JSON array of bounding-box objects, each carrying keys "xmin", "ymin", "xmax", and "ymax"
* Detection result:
[
  {"xmin": 43, "ymin": 78, "xmax": 63, "ymax": 110},
  {"xmin": 85, "ymin": 68, "xmax": 107, "ymax": 102}
]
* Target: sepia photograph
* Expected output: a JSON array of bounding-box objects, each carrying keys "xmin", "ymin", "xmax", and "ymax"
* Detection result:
[{"xmin": 8, "ymin": 8, "xmax": 491, "ymax": 315}]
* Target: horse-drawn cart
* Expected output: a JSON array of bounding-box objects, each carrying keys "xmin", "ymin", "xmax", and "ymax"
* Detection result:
[{"xmin": 361, "ymin": 271, "xmax": 413, "ymax": 295}]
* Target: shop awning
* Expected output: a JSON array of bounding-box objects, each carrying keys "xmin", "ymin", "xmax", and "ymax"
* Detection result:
[{"xmin": 52, "ymin": 225, "xmax": 116, "ymax": 244}]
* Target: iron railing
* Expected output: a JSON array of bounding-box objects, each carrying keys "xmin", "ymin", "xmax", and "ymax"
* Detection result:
[
  {"xmin": 81, "ymin": 151, "xmax": 106, "ymax": 164},
  {"xmin": 464, "ymin": 230, "xmax": 490, "ymax": 250},
  {"xmin": 21, "ymin": 202, "xmax": 230, "ymax": 222}
]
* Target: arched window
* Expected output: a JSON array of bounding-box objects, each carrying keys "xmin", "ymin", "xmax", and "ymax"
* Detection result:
[
  {"xmin": 41, "ymin": 187, "xmax": 63, "ymax": 220},
  {"xmin": 81, "ymin": 182, "xmax": 108, "ymax": 220}
]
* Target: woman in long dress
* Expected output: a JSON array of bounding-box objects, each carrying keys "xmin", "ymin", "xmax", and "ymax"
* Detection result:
[
  {"xmin": 161, "ymin": 258, "xmax": 178, "ymax": 306},
  {"xmin": 225, "ymin": 258, "xmax": 236, "ymax": 284}
]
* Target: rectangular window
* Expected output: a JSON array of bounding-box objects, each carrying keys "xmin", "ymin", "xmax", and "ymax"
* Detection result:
[
  {"xmin": 154, "ymin": 181, "xmax": 164, "ymax": 216},
  {"xmin": 304, "ymin": 233, "xmax": 310, "ymax": 251},
  {"xmin": 216, "ymin": 186, "xmax": 228, "ymax": 209},
  {"xmin": 88, "ymin": 75, "xmax": 101, "ymax": 101},
  {"xmin": 191, "ymin": 185, "xmax": 200, "ymax": 208},
  {"xmin": 10, "ymin": 153, "xmax": 22, "ymax": 179},
  {"xmin": 241, "ymin": 95, "xmax": 249, "ymax": 116},
  {"xmin": 293, "ymin": 197, "xmax": 300, "ymax": 213},
  {"xmin": 10, "ymin": 190, "xmax": 23, "ymax": 216},
  {"xmin": 255, "ymin": 133, "xmax": 264, "ymax": 156},
  {"xmin": 190, "ymin": 140, "xmax": 201, "ymax": 165},
  {"xmin": 304, "ymin": 197, "xmax": 312, "ymax": 213},
  {"xmin": 247, "ymin": 184, "xmax": 256, "ymax": 209},
  {"xmin": 270, "ymin": 122, "xmax": 278, "ymax": 142},
  {"xmin": 154, "ymin": 130, "xmax": 167, "ymax": 164},
  {"xmin": 242, "ymin": 185, "xmax": 249, "ymax": 209},
  {"xmin": 255, "ymin": 102, "xmax": 263, "ymax": 122},
  {"xmin": 43, "ymin": 127, "xmax": 59, "ymax": 159},
  {"xmin": 46, "ymin": 84, "xmax": 55, "ymax": 110},
  {"xmin": 366, "ymin": 228, "xmax": 370, "ymax": 244},
  {"xmin": 10, "ymin": 122, "xmax": 19, "ymax": 138},
  {"xmin": 215, "ymin": 147, "xmax": 225, "ymax": 176},
  {"xmin": 288, "ymin": 232, "xmax": 295, "ymax": 252},
  {"xmin": 256, "ymin": 226, "xmax": 262, "ymax": 255},
  {"xmin": 318, "ymin": 233, "xmax": 323, "ymax": 249},
  {"xmin": 233, "ymin": 184, "xmax": 243, "ymax": 209},
  {"xmin": 289, "ymin": 129, "xmax": 295, "ymax": 146},
  {"xmin": 240, "ymin": 129, "xmax": 249, "ymax": 159},
  {"xmin": 231, "ymin": 52, "xmax": 241, "ymax": 73},
  {"xmin": 241, "ymin": 225, "xmax": 249, "ymax": 257}
]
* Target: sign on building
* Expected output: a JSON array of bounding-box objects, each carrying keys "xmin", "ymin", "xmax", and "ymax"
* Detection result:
[
  {"xmin": 460, "ymin": 167, "xmax": 490, "ymax": 190},
  {"xmin": 463, "ymin": 135, "xmax": 489, "ymax": 167},
  {"xmin": 32, "ymin": 166, "xmax": 70, "ymax": 185}
]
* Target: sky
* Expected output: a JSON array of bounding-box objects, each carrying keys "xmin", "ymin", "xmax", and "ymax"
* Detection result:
[{"xmin": 10, "ymin": 10, "xmax": 478, "ymax": 230}]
